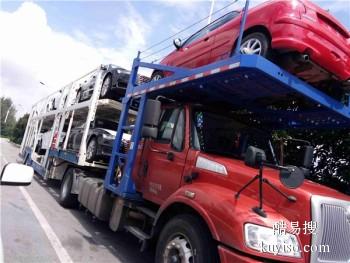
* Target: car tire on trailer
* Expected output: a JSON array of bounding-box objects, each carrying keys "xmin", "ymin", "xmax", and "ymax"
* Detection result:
[
  {"xmin": 86, "ymin": 137, "xmax": 97, "ymax": 163},
  {"xmin": 76, "ymin": 89, "xmax": 82, "ymax": 103},
  {"xmin": 151, "ymin": 71, "xmax": 164, "ymax": 82},
  {"xmin": 100, "ymin": 74, "xmax": 112, "ymax": 99},
  {"xmin": 155, "ymin": 214, "xmax": 219, "ymax": 263},
  {"xmin": 239, "ymin": 32, "xmax": 270, "ymax": 57},
  {"xmin": 59, "ymin": 168, "xmax": 78, "ymax": 208}
]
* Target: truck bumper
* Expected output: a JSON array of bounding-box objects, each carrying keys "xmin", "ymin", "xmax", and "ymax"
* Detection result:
[{"xmin": 218, "ymin": 245, "xmax": 263, "ymax": 263}]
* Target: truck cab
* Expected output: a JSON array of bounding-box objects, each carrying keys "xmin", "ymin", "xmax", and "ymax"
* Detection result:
[{"xmin": 131, "ymin": 101, "xmax": 350, "ymax": 263}]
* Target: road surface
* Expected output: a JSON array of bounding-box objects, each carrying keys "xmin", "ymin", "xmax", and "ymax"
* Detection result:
[{"xmin": 0, "ymin": 138, "xmax": 154, "ymax": 263}]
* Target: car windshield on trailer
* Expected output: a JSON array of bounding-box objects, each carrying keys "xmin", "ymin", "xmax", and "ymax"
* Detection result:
[{"xmin": 94, "ymin": 119, "xmax": 118, "ymax": 130}]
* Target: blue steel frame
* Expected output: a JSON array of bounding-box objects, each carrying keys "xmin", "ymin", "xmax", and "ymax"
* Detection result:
[
  {"xmin": 22, "ymin": 147, "xmax": 46, "ymax": 177},
  {"xmin": 103, "ymin": 0, "xmax": 350, "ymax": 198},
  {"xmin": 48, "ymin": 149, "xmax": 79, "ymax": 164}
]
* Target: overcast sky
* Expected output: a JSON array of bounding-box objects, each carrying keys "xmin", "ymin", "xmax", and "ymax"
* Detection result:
[{"xmin": 1, "ymin": 0, "xmax": 349, "ymax": 118}]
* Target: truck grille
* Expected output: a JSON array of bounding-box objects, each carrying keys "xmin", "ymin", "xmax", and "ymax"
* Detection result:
[{"xmin": 311, "ymin": 195, "xmax": 350, "ymax": 263}]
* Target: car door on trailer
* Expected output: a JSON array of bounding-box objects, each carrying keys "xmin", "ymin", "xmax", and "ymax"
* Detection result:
[
  {"xmin": 209, "ymin": 11, "xmax": 240, "ymax": 62},
  {"xmin": 170, "ymin": 26, "xmax": 215, "ymax": 68}
]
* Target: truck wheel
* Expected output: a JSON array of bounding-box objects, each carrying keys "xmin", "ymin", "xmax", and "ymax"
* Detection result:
[
  {"xmin": 59, "ymin": 168, "xmax": 78, "ymax": 208},
  {"xmin": 155, "ymin": 214, "xmax": 219, "ymax": 263}
]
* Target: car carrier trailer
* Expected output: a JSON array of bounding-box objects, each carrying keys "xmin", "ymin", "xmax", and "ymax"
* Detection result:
[
  {"xmin": 21, "ymin": 1, "xmax": 350, "ymax": 262},
  {"xmin": 20, "ymin": 64, "xmax": 137, "ymax": 179}
]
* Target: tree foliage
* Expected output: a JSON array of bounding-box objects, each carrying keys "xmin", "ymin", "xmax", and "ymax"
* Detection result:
[
  {"xmin": 11, "ymin": 114, "xmax": 29, "ymax": 144},
  {"xmin": 286, "ymin": 129, "xmax": 350, "ymax": 195},
  {"xmin": 0, "ymin": 97, "xmax": 17, "ymax": 137}
]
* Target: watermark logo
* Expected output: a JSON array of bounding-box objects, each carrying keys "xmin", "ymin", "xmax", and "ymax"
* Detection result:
[
  {"xmin": 272, "ymin": 220, "xmax": 317, "ymax": 236},
  {"xmin": 259, "ymin": 220, "xmax": 330, "ymax": 255},
  {"xmin": 258, "ymin": 241, "xmax": 330, "ymax": 255}
]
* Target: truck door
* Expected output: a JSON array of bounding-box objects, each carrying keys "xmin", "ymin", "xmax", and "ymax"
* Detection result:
[{"xmin": 141, "ymin": 107, "xmax": 187, "ymax": 204}]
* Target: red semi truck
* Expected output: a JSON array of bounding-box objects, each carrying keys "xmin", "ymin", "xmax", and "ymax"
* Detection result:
[
  {"xmin": 19, "ymin": 54, "xmax": 350, "ymax": 263},
  {"xmin": 105, "ymin": 102, "xmax": 349, "ymax": 263},
  {"xmin": 18, "ymin": 4, "xmax": 350, "ymax": 260}
]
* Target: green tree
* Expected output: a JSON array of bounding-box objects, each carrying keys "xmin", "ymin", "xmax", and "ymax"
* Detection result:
[
  {"xmin": 288, "ymin": 129, "xmax": 350, "ymax": 195},
  {"xmin": 0, "ymin": 97, "xmax": 17, "ymax": 137},
  {"xmin": 11, "ymin": 113, "xmax": 29, "ymax": 144}
]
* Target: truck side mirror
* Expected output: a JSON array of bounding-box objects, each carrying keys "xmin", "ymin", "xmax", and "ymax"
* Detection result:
[
  {"xmin": 1, "ymin": 163, "xmax": 34, "ymax": 186},
  {"xmin": 142, "ymin": 99, "xmax": 161, "ymax": 139},
  {"xmin": 244, "ymin": 146, "xmax": 266, "ymax": 168},
  {"xmin": 303, "ymin": 145, "xmax": 314, "ymax": 168},
  {"xmin": 279, "ymin": 166, "xmax": 304, "ymax": 189}
]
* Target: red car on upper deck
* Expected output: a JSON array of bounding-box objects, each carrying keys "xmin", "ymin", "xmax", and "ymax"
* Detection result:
[{"xmin": 152, "ymin": 0, "xmax": 350, "ymax": 95}]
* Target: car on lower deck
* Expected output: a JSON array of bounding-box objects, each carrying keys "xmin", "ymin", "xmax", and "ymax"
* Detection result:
[
  {"xmin": 77, "ymin": 65, "xmax": 130, "ymax": 102},
  {"xmin": 151, "ymin": 0, "xmax": 350, "ymax": 99},
  {"xmin": 67, "ymin": 118, "xmax": 131, "ymax": 163}
]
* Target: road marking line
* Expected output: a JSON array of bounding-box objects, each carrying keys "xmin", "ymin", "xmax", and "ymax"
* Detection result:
[
  {"xmin": 19, "ymin": 187, "xmax": 73, "ymax": 263},
  {"xmin": 1, "ymin": 157, "xmax": 7, "ymax": 263}
]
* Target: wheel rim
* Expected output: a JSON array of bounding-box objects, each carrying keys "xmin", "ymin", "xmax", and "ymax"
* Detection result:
[
  {"xmin": 240, "ymin": 38, "xmax": 262, "ymax": 55},
  {"xmin": 86, "ymin": 139, "xmax": 96, "ymax": 160},
  {"xmin": 101, "ymin": 77, "xmax": 111, "ymax": 97},
  {"xmin": 152, "ymin": 74, "xmax": 162, "ymax": 81},
  {"xmin": 163, "ymin": 234, "xmax": 194, "ymax": 263}
]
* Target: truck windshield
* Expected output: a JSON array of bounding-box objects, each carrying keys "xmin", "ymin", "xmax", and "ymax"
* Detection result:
[
  {"xmin": 192, "ymin": 109, "xmax": 350, "ymax": 195},
  {"xmin": 191, "ymin": 109, "xmax": 275, "ymax": 162}
]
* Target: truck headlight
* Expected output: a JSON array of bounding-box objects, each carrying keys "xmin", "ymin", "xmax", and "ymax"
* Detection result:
[
  {"xmin": 244, "ymin": 223, "xmax": 301, "ymax": 258},
  {"xmin": 102, "ymin": 133, "xmax": 114, "ymax": 140}
]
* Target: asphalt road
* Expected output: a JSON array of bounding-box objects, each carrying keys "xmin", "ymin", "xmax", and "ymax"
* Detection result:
[{"xmin": 0, "ymin": 138, "xmax": 154, "ymax": 263}]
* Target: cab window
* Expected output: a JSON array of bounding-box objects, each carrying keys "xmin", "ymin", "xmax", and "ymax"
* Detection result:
[
  {"xmin": 157, "ymin": 108, "xmax": 180, "ymax": 143},
  {"xmin": 171, "ymin": 109, "xmax": 185, "ymax": 151}
]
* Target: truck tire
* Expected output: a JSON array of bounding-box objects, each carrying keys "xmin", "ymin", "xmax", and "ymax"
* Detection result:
[
  {"xmin": 59, "ymin": 168, "xmax": 78, "ymax": 208},
  {"xmin": 155, "ymin": 214, "xmax": 219, "ymax": 263}
]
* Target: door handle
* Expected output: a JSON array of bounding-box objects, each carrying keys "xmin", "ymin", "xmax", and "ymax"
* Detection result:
[
  {"xmin": 184, "ymin": 172, "xmax": 199, "ymax": 183},
  {"xmin": 149, "ymin": 146, "xmax": 174, "ymax": 161},
  {"xmin": 204, "ymin": 37, "xmax": 210, "ymax": 42}
]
